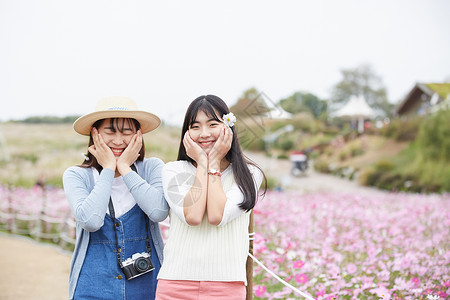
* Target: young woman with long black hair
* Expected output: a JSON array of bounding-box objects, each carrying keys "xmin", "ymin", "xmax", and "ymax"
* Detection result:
[{"xmin": 156, "ymin": 95, "xmax": 266, "ymax": 300}]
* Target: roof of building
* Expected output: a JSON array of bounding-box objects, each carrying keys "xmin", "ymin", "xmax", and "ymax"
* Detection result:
[{"xmin": 396, "ymin": 82, "xmax": 450, "ymax": 115}]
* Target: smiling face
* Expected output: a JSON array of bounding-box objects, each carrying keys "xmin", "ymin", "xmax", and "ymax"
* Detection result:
[
  {"xmin": 96, "ymin": 118, "xmax": 137, "ymax": 159},
  {"xmin": 188, "ymin": 110, "xmax": 223, "ymax": 155}
]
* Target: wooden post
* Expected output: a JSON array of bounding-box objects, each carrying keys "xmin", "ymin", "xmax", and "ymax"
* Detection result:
[
  {"xmin": 246, "ymin": 210, "xmax": 254, "ymax": 300},
  {"xmin": 7, "ymin": 183, "xmax": 15, "ymax": 233}
]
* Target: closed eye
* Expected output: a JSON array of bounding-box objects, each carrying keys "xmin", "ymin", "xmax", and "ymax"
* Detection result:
[{"xmin": 123, "ymin": 129, "xmax": 134, "ymax": 135}]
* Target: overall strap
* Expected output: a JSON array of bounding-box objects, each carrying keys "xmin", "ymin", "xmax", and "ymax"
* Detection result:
[
  {"xmin": 108, "ymin": 199, "xmax": 123, "ymax": 267},
  {"xmin": 107, "ymin": 164, "xmax": 152, "ymax": 268}
]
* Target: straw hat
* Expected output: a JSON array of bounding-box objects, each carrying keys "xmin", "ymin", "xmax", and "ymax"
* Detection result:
[{"xmin": 73, "ymin": 96, "xmax": 161, "ymax": 135}]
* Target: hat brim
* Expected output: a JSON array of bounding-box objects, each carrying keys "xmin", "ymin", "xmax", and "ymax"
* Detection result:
[{"xmin": 73, "ymin": 110, "xmax": 161, "ymax": 135}]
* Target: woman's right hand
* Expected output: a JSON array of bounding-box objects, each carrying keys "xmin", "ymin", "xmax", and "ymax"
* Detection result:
[
  {"xmin": 183, "ymin": 131, "xmax": 207, "ymax": 165},
  {"xmin": 88, "ymin": 128, "xmax": 116, "ymax": 171}
]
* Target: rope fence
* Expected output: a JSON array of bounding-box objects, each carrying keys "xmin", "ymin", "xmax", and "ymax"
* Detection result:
[
  {"xmin": 0, "ymin": 185, "xmax": 77, "ymax": 250},
  {"xmin": 0, "ymin": 207, "xmax": 76, "ymax": 250}
]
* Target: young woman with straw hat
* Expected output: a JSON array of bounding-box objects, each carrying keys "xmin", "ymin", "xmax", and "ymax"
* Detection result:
[{"xmin": 63, "ymin": 96, "xmax": 168, "ymax": 300}]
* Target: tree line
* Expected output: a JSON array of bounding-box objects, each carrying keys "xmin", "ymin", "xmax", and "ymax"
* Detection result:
[
  {"xmin": 231, "ymin": 63, "xmax": 396, "ymax": 120},
  {"xmin": 14, "ymin": 115, "xmax": 80, "ymax": 124},
  {"xmin": 11, "ymin": 63, "xmax": 394, "ymax": 124}
]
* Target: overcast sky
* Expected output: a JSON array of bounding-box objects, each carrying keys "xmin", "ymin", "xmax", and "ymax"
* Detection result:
[{"xmin": 1, "ymin": 0, "xmax": 449, "ymax": 126}]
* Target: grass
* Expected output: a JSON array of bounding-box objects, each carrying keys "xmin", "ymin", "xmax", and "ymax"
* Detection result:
[
  {"xmin": 0, "ymin": 123, "xmax": 181, "ymax": 187},
  {"xmin": 317, "ymin": 135, "xmax": 408, "ymax": 170}
]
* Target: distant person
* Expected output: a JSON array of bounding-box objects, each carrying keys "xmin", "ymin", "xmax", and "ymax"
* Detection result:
[
  {"xmin": 35, "ymin": 173, "xmax": 46, "ymax": 190},
  {"xmin": 155, "ymin": 95, "xmax": 266, "ymax": 300},
  {"xmin": 63, "ymin": 96, "xmax": 168, "ymax": 300}
]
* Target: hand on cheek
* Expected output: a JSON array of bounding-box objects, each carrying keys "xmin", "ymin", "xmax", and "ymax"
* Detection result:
[
  {"xmin": 209, "ymin": 125, "xmax": 232, "ymax": 163},
  {"xmin": 184, "ymin": 131, "xmax": 207, "ymax": 164},
  {"xmin": 89, "ymin": 128, "xmax": 116, "ymax": 171},
  {"xmin": 117, "ymin": 130, "xmax": 141, "ymax": 168}
]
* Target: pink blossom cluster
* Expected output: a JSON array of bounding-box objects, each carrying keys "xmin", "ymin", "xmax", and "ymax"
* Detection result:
[
  {"xmin": 252, "ymin": 191, "xmax": 450, "ymax": 299},
  {"xmin": 0, "ymin": 185, "xmax": 71, "ymax": 220},
  {"xmin": 1, "ymin": 185, "xmax": 449, "ymax": 299}
]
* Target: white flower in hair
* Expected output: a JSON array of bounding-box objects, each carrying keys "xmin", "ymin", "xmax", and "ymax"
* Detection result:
[
  {"xmin": 81, "ymin": 153, "xmax": 90, "ymax": 161},
  {"xmin": 222, "ymin": 112, "xmax": 236, "ymax": 127}
]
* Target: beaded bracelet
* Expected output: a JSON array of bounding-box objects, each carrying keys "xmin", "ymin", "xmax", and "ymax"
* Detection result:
[{"xmin": 207, "ymin": 169, "xmax": 222, "ymax": 177}]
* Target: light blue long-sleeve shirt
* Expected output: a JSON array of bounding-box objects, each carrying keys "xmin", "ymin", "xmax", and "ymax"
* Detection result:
[{"xmin": 63, "ymin": 157, "xmax": 169, "ymax": 300}]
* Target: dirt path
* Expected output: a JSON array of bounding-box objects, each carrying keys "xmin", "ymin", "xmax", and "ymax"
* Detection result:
[
  {"xmin": 0, "ymin": 233, "xmax": 71, "ymax": 300},
  {"xmin": 246, "ymin": 151, "xmax": 385, "ymax": 196},
  {"xmin": 0, "ymin": 153, "xmax": 385, "ymax": 299}
]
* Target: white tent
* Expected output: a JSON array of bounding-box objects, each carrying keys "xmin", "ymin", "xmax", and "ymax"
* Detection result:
[
  {"xmin": 334, "ymin": 95, "xmax": 375, "ymax": 133},
  {"xmin": 268, "ymin": 107, "xmax": 292, "ymax": 119}
]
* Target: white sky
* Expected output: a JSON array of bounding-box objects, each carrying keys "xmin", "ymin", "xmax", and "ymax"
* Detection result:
[{"xmin": 1, "ymin": 0, "xmax": 449, "ymax": 126}]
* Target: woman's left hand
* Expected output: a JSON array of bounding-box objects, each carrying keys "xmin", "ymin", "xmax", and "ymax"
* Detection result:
[
  {"xmin": 116, "ymin": 130, "xmax": 142, "ymax": 175},
  {"xmin": 209, "ymin": 124, "xmax": 232, "ymax": 164}
]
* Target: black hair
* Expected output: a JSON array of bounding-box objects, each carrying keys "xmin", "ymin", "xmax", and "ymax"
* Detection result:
[
  {"xmin": 80, "ymin": 118, "xmax": 144, "ymax": 172},
  {"xmin": 177, "ymin": 95, "xmax": 267, "ymax": 211}
]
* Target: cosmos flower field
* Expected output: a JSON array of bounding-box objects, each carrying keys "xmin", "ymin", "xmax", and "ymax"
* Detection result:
[
  {"xmin": 0, "ymin": 186, "xmax": 448, "ymax": 299},
  {"xmin": 252, "ymin": 191, "xmax": 449, "ymax": 299}
]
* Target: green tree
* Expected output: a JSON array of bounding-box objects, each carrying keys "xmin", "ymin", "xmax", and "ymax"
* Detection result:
[
  {"xmin": 19, "ymin": 115, "xmax": 80, "ymax": 124},
  {"xmin": 229, "ymin": 87, "xmax": 269, "ymax": 118},
  {"xmin": 330, "ymin": 64, "xmax": 394, "ymax": 117},
  {"xmin": 279, "ymin": 92, "xmax": 327, "ymax": 118}
]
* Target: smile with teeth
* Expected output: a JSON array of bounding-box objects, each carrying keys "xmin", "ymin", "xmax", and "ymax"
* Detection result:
[
  {"xmin": 111, "ymin": 148, "xmax": 125, "ymax": 155},
  {"xmin": 199, "ymin": 140, "xmax": 215, "ymax": 147}
]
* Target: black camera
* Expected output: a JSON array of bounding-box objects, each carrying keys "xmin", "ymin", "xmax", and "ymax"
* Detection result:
[{"xmin": 121, "ymin": 252, "xmax": 154, "ymax": 280}]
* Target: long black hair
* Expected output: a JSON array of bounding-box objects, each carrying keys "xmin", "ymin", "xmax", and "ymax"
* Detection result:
[
  {"xmin": 177, "ymin": 95, "xmax": 266, "ymax": 211},
  {"xmin": 80, "ymin": 118, "xmax": 145, "ymax": 172}
]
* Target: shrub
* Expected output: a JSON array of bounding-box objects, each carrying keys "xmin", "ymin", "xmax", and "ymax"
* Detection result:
[
  {"xmin": 338, "ymin": 150, "xmax": 348, "ymax": 161},
  {"xmin": 359, "ymin": 160, "xmax": 395, "ymax": 189},
  {"xmin": 314, "ymin": 158, "xmax": 330, "ymax": 173},
  {"xmin": 374, "ymin": 159, "xmax": 395, "ymax": 172},
  {"xmin": 278, "ymin": 138, "xmax": 295, "ymax": 151},
  {"xmin": 290, "ymin": 114, "xmax": 324, "ymax": 133},
  {"xmin": 350, "ymin": 145, "xmax": 364, "ymax": 157},
  {"xmin": 265, "ymin": 176, "xmax": 280, "ymax": 190},
  {"xmin": 381, "ymin": 117, "xmax": 424, "ymax": 141},
  {"xmin": 276, "ymin": 153, "xmax": 289, "ymax": 160},
  {"xmin": 416, "ymin": 108, "xmax": 450, "ymax": 162}
]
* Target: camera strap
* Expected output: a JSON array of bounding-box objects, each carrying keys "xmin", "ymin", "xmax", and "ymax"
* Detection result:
[{"xmin": 107, "ymin": 164, "xmax": 152, "ymax": 269}]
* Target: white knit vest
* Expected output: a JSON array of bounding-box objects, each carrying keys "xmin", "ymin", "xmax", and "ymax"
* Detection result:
[{"xmin": 157, "ymin": 168, "xmax": 251, "ymax": 285}]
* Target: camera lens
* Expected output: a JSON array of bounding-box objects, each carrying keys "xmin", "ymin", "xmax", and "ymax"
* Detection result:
[{"xmin": 135, "ymin": 257, "xmax": 150, "ymax": 272}]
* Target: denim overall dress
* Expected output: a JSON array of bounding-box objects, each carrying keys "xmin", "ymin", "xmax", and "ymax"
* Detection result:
[{"xmin": 74, "ymin": 204, "xmax": 161, "ymax": 299}]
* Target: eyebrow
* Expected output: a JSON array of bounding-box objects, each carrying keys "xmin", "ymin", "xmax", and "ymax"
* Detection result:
[{"xmin": 192, "ymin": 118, "xmax": 219, "ymax": 124}]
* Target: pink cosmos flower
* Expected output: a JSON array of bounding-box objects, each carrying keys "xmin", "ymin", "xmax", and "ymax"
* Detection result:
[
  {"xmin": 295, "ymin": 273, "xmax": 308, "ymax": 284},
  {"xmin": 411, "ymin": 277, "xmax": 420, "ymax": 288},
  {"xmin": 370, "ymin": 286, "xmax": 390, "ymax": 298},
  {"xmin": 346, "ymin": 263, "xmax": 357, "ymax": 274},
  {"xmin": 394, "ymin": 277, "xmax": 413, "ymax": 290},
  {"xmin": 293, "ymin": 260, "xmax": 305, "ymax": 269},
  {"xmin": 254, "ymin": 284, "xmax": 266, "ymax": 297},
  {"xmin": 275, "ymin": 256, "xmax": 284, "ymax": 264},
  {"xmin": 316, "ymin": 289, "xmax": 326, "ymax": 297}
]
